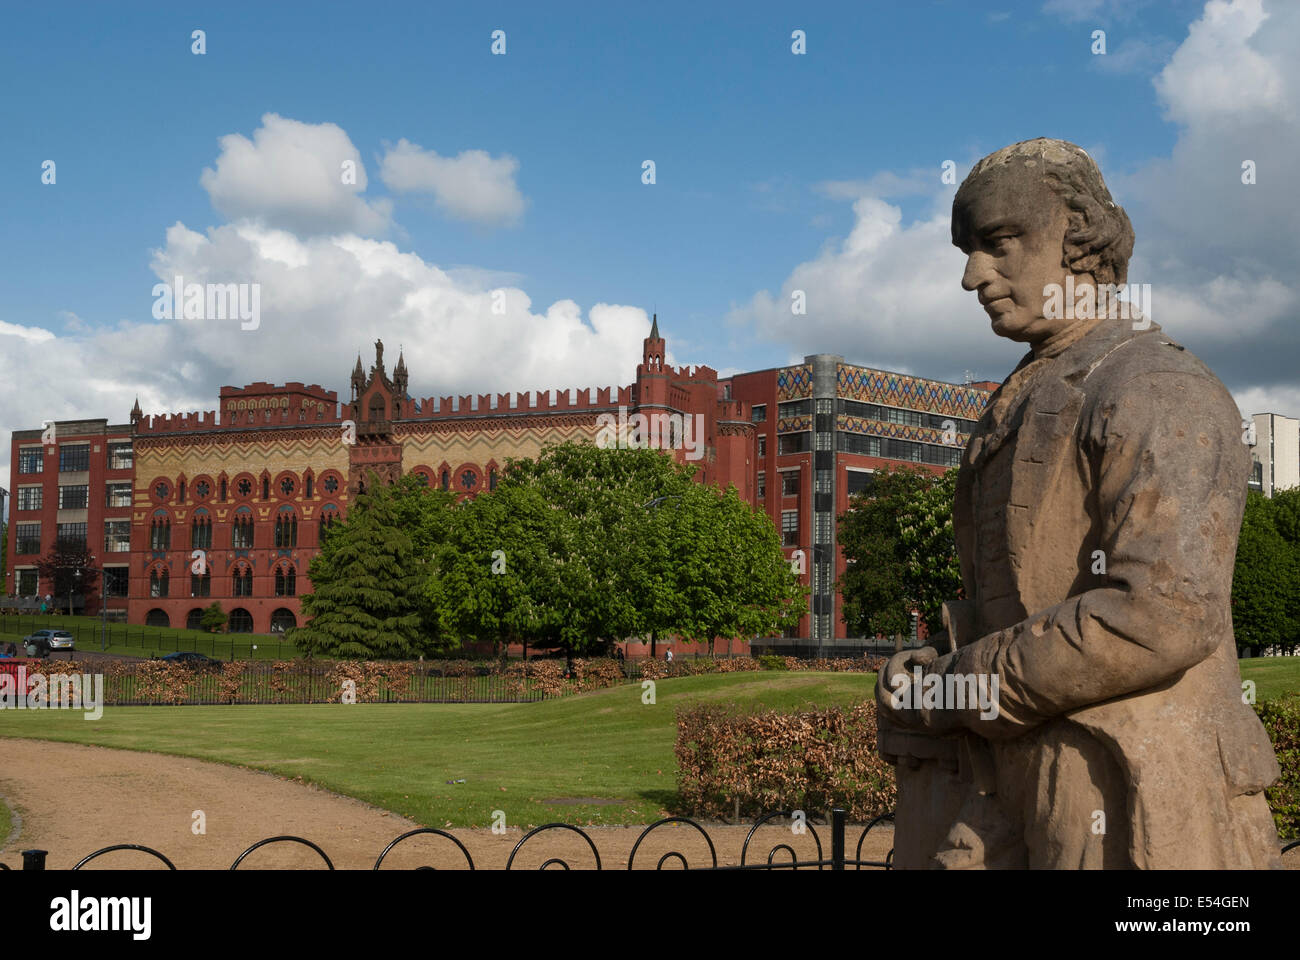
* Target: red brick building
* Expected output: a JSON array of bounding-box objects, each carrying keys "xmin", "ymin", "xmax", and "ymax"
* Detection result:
[{"xmin": 5, "ymin": 320, "xmax": 994, "ymax": 649}]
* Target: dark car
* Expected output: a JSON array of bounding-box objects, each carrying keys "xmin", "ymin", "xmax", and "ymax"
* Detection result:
[
  {"xmin": 158, "ymin": 652, "xmax": 224, "ymax": 670},
  {"xmin": 22, "ymin": 629, "xmax": 75, "ymax": 657}
]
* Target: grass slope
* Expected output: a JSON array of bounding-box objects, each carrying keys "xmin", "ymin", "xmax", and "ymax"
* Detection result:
[
  {"xmin": 0, "ymin": 613, "xmax": 297, "ymax": 660},
  {"xmin": 0, "ymin": 672, "xmax": 870, "ymax": 827},
  {"xmin": 2, "ymin": 660, "xmax": 1295, "ymax": 828}
]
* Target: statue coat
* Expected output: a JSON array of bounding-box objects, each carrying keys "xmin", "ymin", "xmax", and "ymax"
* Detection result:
[{"xmin": 887, "ymin": 315, "xmax": 1281, "ymax": 869}]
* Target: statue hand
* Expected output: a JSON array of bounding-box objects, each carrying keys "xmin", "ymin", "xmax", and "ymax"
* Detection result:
[{"xmin": 875, "ymin": 646, "xmax": 939, "ymax": 730}]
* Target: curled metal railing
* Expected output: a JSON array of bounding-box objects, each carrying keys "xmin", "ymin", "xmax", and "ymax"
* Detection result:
[
  {"xmin": 72, "ymin": 843, "xmax": 177, "ymax": 870},
  {"xmin": 6, "ymin": 809, "xmax": 902, "ymax": 870},
  {"xmin": 229, "ymin": 835, "xmax": 334, "ymax": 870},
  {"xmin": 373, "ymin": 827, "xmax": 475, "ymax": 870},
  {"xmin": 627, "ymin": 816, "xmax": 718, "ymax": 870},
  {"xmin": 506, "ymin": 822, "xmax": 602, "ymax": 870}
]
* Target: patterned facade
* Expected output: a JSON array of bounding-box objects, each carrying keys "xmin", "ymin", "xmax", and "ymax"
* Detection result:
[{"xmin": 5, "ymin": 323, "xmax": 995, "ymax": 647}]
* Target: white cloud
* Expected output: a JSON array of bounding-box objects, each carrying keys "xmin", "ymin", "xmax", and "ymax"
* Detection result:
[
  {"xmin": 0, "ymin": 220, "xmax": 653, "ymax": 486},
  {"xmin": 0, "ymin": 320, "xmax": 56, "ymax": 343},
  {"xmin": 728, "ymin": 0, "xmax": 1300, "ymax": 406},
  {"xmin": 379, "ymin": 139, "xmax": 525, "ymax": 226},
  {"xmin": 199, "ymin": 113, "xmax": 392, "ymax": 237},
  {"xmin": 725, "ymin": 190, "xmax": 1024, "ymax": 382}
]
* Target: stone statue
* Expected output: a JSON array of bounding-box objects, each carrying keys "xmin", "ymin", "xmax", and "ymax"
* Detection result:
[{"xmin": 874, "ymin": 138, "xmax": 1282, "ymax": 869}]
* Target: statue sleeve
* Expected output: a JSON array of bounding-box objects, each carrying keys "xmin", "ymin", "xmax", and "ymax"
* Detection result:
[{"xmin": 942, "ymin": 366, "xmax": 1249, "ymax": 738}]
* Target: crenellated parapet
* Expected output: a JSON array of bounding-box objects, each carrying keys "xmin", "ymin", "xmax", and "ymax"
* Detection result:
[{"xmin": 408, "ymin": 385, "xmax": 633, "ymax": 419}]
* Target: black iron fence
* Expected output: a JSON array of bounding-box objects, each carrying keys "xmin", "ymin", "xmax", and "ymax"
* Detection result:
[
  {"xmin": 8, "ymin": 816, "xmax": 1297, "ymax": 871},
  {"xmin": 2, "ymin": 659, "xmax": 552, "ymax": 705},
  {"xmin": 3, "ymin": 809, "xmax": 896, "ymax": 870}
]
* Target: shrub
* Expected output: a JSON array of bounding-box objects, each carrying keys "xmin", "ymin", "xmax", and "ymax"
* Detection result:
[
  {"xmin": 674, "ymin": 700, "xmax": 896, "ymax": 822},
  {"xmin": 1257, "ymin": 694, "xmax": 1300, "ymax": 841}
]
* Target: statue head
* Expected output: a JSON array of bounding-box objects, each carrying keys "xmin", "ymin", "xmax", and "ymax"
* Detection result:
[{"xmin": 951, "ymin": 138, "xmax": 1134, "ymax": 347}]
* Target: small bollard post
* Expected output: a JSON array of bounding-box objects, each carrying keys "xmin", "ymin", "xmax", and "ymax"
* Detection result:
[
  {"xmin": 831, "ymin": 809, "xmax": 846, "ymax": 871},
  {"xmin": 22, "ymin": 849, "xmax": 48, "ymax": 870}
]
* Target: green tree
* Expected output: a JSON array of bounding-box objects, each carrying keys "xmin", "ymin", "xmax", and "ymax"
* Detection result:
[
  {"xmin": 1233, "ymin": 491, "xmax": 1300, "ymax": 653},
  {"xmin": 199, "ymin": 601, "xmax": 228, "ymax": 633},
  {"xmin": 293, "ymin": 471, "xmax": 454, "ymax": 659},
  {"xmin": 837, "ymin": 465, "xmax": 961, "ymax": 639},
  {"xmin": 642, "ymin": 479, "xmax": 804, "ymax": 654},
  {"xmin": 432, "ymin": 441, "xmax": 802, "ymax": 661}
]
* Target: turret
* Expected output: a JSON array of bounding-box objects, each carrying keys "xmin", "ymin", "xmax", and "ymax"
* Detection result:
[{"xmin": 642, "ymin": 313, "xmax": 665, "ymax": 371}]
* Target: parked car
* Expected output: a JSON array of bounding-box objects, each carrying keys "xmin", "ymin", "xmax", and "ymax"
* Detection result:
[
  {"xmin": 157, "ymin": 651, "xmax": 224, "ymax": 670},
  {"xmin": 22, "ymin": 629, "xmax": 75, "ymax": 657}
]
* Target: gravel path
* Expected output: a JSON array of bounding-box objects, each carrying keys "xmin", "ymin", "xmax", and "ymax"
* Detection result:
[{"xmin": 0, "ymin": 738, "xmax": 894, "ymax": 869}]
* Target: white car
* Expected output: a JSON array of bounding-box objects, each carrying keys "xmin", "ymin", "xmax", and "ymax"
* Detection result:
[{"xmin": 23, "ymin": 629, "xmax": 76, "ymax": 655}]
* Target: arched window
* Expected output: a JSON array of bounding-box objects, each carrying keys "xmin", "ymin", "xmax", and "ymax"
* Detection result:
[
  {"xmin": 323, "ymin": 474, "xmax": 339, "ymax": 494},
  {"xmin": 274, "ymin": 509, "xmax": 298, "ymax": 548},
  {"xmin": 220, "ymin": 477, "xmax": 227, "ymax": 501},
  {"xmin": 185, "ymin": 608, "xmax": 204, "ymax": 631},
  {"xmin": 228, "ymin": 608, "xmax": 253, "ymax": 633},
  {"xmin": 146, "ymin": 608, "xmax": 170, "ymax": 628},
  {"xmin": 369, "ymin": 394, "xmax": 386, "ymax": 421},
  {"xmin": 275, "ymin": 563, "xmax": 296, "ymax": 597},
  {"xmin": 304, "ymin": 473, "xmax": 313, "ymax": 499},
  {"xmin": 149, "ymin": 569, "xmax": 169, "ymax": 598},
  {"xmin": 191, "ymin": 512, "xmax": 212, "ymax": 549},
  {"xmin": 232, "ymin": 564, "xmax": 253, "ymax": 598},
  {"xmin": 190, "ymin": 570, "xmax": 210, "ymax": 597},
  {"xmin": 177, "ymin": 478, "xmax": 186, "ymax": 502},
  {"xmin": 489, "ymin": 467, "xmax": 497, "ymax": 491},
  {"xmin": 320, "ymin": 507, "xmax": 340, "ymax": 540},
  {"xmin": 460, "ymin": 469, "xmax": 476, "ymax": 491},
  {"xmin": 262, "ymin": 476, "xmax": 270, "ymax": 500},
  {"xmin": 150, "ymin": 513, "xmax": 171, "ymax": 550},
  {"xmin": 232, "ymin": 508, "xmax": 254, "ymax": 549},
  {"xmin": 279, "ymin": 475, "xmax": 295, "ymax": 497},
  {"xmin": 270, "ymin": 608, "xmax": 296, "ymax": 633},
  {"xmin": 441, "ymin": 470, "xmax": 449, "ymax": 490}
]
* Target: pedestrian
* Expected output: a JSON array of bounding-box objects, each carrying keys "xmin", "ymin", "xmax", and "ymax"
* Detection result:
[{"xmin": 666, "ymin": 648, "xmax": 674, "ymax": 664}]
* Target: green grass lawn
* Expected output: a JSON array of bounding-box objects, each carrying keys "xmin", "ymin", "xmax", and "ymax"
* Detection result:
[
  {"xmin": 2, "ymin": 660, "xmax": 1295, "ymax": 829},
  {"xmin": 0, "ymin": 613, "xmax": 298, "ymax": 660},
  {"xmin": 0, "ymin": 672, "xmax": 871, "ymax": 827},
  {"xmin": 1239, "ymin": 656, "xmax": 1300, "ymax": 703}
]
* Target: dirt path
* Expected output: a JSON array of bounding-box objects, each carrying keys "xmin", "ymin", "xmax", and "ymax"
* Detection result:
[{"xmin": 0, "ymin": 739, "xmax": 893, "ymax": 870}]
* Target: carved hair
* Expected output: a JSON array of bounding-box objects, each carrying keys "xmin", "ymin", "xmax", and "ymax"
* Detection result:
[{"xmin": 956, "ymin": 138, "xmax": 1135, "ymax": 286}]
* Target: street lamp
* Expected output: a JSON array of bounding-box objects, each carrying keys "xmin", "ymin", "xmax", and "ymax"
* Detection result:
[{"xmin": 71, "ymin": 567, "xmax": 80, "ymax": 618}]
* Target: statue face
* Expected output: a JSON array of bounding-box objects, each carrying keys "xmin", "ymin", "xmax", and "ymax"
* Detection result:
[{"xmin": 953, "ymin": 164, "xmax": 1085, "ymax": 346}]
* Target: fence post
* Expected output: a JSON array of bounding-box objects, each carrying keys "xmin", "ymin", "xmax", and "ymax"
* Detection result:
[
  {"xmin": 22, "ymin": 849, "xmax": 48, "ymax": 870},
  {"xmin": 832, "ymin": 808, "xmax": 845, "ymax": 871}
]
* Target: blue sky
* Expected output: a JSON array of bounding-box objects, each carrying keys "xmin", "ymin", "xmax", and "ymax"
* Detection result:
[{"xmin": 2, "ymin": 0, "xmax": 1297, "ymax": 486}]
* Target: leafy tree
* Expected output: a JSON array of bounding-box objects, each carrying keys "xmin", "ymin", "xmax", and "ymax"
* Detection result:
[
  {"xmin": 199, "ymin": 601, "xmax": 228, "ymax": 633},
  {"xmin": 837, "ymin": 465, "xmax": 961, "ymax": 639},
  {"xmin": 433, "ymin": 441, "xmax": 802, "ymax": 661},
  {"xmin": 1233, "ymin": 491, "xmax": 1300, "ymax": 653},
  {"xmin": 36, "ymin": 540, "xmax": 99, "ymax": 614},
  {"xmin": 293, "ymin": 471, "xmax": 454, "ymax": 659},
  {"xmin": 641, "ymin": 479, "xmax": 804, "ymax": 654}
]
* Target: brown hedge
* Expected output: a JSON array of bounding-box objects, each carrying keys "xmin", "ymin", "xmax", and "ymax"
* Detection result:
[{"xmin": 674, "ymin": 700, "xmax": 897, "ymax": 822}]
